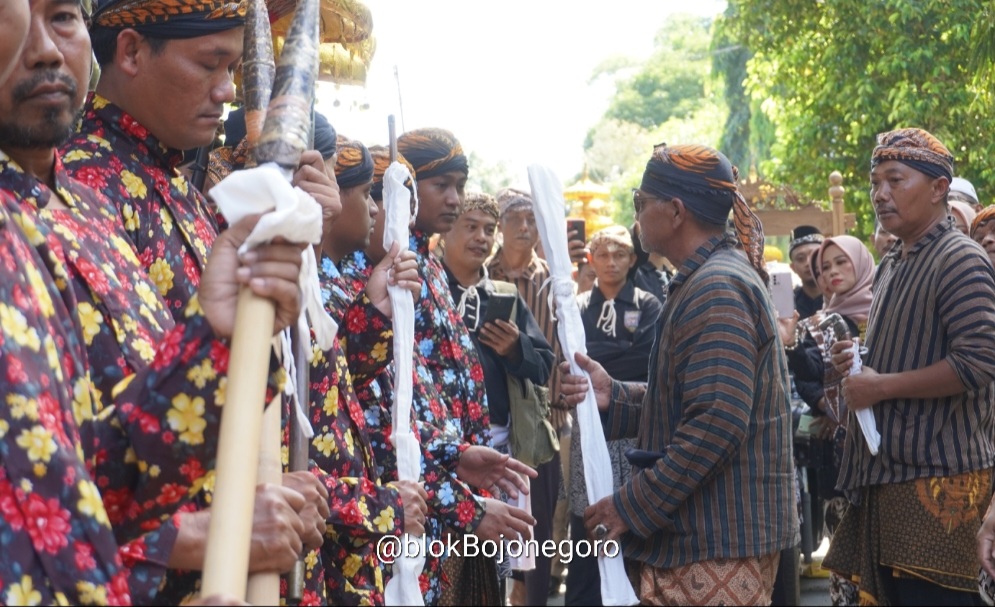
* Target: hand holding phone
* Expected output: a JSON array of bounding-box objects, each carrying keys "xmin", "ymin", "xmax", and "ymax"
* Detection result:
[
  {"xmin": 479, "ymin": 294, "xmax": 521, "ymax": 360},
  {"xmin": 482, "ymin": 293, "xmax": 516, "ymax": 325},
  {"xmin": 566, "ymin": 218, "xmax": 587, "ymax": 264},
  {"xmin": 566, "ymin": 218, "xmax": 586, "ymax": 244},
  {"xmin": 768, "ymin": 268, "xmax": 795, "ymax": 320}
]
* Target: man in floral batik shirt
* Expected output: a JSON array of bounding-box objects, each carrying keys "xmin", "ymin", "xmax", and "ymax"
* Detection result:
[
  {"xmin": 300, "ymin": 139, "xmax": 432, "ymax": 607},
  {"xmin": 330, "ymin": 142, "xmax": 539, "ymax": 604},
  {"xmin": 396, "ymin": 128, "xmax": 540, "ymax": 604},
  {"xmin": 55, "ymin": 0, "xmax": 340, "ymax": 603},
  {"xmin": 0, "ymin": 0, "xmax": 311, "ymax": 601}
]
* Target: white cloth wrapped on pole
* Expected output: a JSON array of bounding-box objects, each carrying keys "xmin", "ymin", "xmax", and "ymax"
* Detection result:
[
  {"xmin": 527, "ymin": 164, "xmax": 638, "ymax": 606},
  {"xmin": 209, "ymin": 161, "xmax": 338, "ymax": 438},
  {"xmin": 382, "ymin": 162, "xmax": 426, "ymax": 607}
]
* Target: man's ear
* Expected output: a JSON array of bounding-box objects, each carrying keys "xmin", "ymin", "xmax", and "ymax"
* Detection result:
[
  {"xmin": 671, "ymin": 197, "xmax": 686, "ymax": 227},
  {"xmin": 932, "ymin": 176, "xmax": 951, "ymax": 206},
  {"xmin": 114, "ymin": 29, "xmax": 144, "ymax": 77}
]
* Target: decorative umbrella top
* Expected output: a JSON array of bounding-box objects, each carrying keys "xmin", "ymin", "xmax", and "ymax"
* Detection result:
[{"xmin": 563, "ymin": 165, "xmax": 610, "ymax": 203}]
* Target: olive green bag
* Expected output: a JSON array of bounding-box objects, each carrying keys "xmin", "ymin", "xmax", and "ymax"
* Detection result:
[{"xmin": 492, "ymin": 281, "xmax": 560, "ymax": 468}]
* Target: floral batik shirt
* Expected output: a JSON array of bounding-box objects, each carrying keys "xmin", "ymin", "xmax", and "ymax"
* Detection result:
[
  {"xmin": 335, "ymin": 253, "xmax": 486, "ymax": 605},
  {"xmin": 315, "ymin": 257, "xmax": 405, "ymax": 605},
  {"xmin": 0, "ymin": 151, "xmax": 281, "ymax": 602},
  {"xmin": 410, "ymin": 230, "xmax": 491, "ymax": 448},
  {"xmin": 62, "ymin": 94, "xmax": 218, "ymax": 323},
  {"xmin": 60, "ymin": 95, "xmax": 318, "ymax": 604},
  {"xmin": 0, "ymin": 192, "xmax": 131, "ymax": 605}
]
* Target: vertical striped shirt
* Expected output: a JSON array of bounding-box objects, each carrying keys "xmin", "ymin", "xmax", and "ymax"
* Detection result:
[
  {"xmin": 837, "ymin": 220, "xmax": 995, "ymax": 493},
  {"xmin": 486, "ymin": 250, "xmax": 569, "ymax": 429},
  {"xmin": 606, "ymin": 235, "xmax": 798, "ymax": 568}
]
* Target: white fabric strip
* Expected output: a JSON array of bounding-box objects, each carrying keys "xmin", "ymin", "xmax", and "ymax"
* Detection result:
[
  {"xmin": 850, "ymin": 339, "xmax": 881, "ymax": 454},
  {"xmin": 209, "ymin": 161, "xmax": 334, "ymax": 438},
  {"xmin": 382, "ymin": 162, "xmax": 426, "ymax": 606},
  {"xmin": 527, "ymin": 164, "xmax": 638, "ymax": 606},
  {"xmin": 596, "ymin": 299, "xmax": 617, "ymax": 338}
]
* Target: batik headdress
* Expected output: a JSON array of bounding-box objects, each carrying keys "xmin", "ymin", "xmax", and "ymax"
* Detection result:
[
  {"xmin": 396, "ymin": 128, "xmax": 468, "ymax": 180},
  {"xmin": 333, "ymin": 135, "xmax": 373, "ymax": 190},
  {"xmin": 871, "ymin": 128, "xmax": 954, "ymax": 182},
  {"xmin": 90, "ymin": 0, "xmax": 246, "ymax": 37},
  {"xmin": 641, "ymin": 143, "xmax": 766, "ymax": 280}
]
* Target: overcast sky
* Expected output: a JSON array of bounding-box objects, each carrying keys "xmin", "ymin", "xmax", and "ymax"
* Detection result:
[{"xmin": 315, "ymin": 0, "xmax": 726, "ymax": 186}]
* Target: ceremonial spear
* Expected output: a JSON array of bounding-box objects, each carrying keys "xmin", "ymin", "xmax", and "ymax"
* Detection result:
[
  {"xmin": 382, "ymin": 115, "xmax": 426, "ymax": 607},
  {"xmin": 200, "ymin": 0, "xmax": 320, "ymax": 599},
  {"xmin": 239, "ymin": 0, "xmax": 282, "ymax": 602},
  {"xmin": 528, "ymin": 165, "xmax": 638, "ymax": 606}
]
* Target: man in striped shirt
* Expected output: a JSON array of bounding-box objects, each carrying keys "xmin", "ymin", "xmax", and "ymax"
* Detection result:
[
  {"xmin": 560, "ymin": 143, "xmax": 798, "ymax": 606},
  {"xmin": 826, "ymin": 128, "xmax": 995, "ymax": 606}
]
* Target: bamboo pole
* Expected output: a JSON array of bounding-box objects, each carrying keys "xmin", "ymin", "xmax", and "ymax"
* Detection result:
[
  {"xmin": 200, "ymin": 0, "xmax": 319, "ymax": 598},
  {"xmin": 200, "ymin": 292, "xmax": 277, "ymax": 599},
  {"xmin": 245, "ymin": 394, "xmax": 283, "ymax": 603}
]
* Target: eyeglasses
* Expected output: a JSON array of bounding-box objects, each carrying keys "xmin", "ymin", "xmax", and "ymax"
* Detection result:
[{"xmin": 632, "ymin": 189, "xmax": 667, "ymax": 214}]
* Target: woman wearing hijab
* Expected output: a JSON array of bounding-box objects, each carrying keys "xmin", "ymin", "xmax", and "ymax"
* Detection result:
[{"xmin": 779, "ymin": 235, "xmax": 874, "ymax": 607}]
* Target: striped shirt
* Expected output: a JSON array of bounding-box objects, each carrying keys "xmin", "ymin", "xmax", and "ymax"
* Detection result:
[
  {"xmin": 486, "ymin": 250, "xmax": 568, "ymax": 429},
  {"xmin": 606, "ymin": 234, "xmax": 798, "ymax": 568},
  {"xmin": 837, "ymin": 220, "xmax": 995, "ymax": 493}
]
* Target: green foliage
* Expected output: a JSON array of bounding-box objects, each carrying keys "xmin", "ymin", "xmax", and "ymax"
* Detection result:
[
  {"xmin": 730, "ymin": 0, "xmax": 994, "ymax": 240},
  {"xmin": 603, "ymin": 15, "xmax": 716, "ymax": 129},
  {"xmin": 711, "ymin": 4, "xmax": 775, "ymax": 175},
  {"xmin": 584, "ymin": 14, "xmax": 728, "ymax": 228},
  {"xmin": 466, "ymin": 151, "xmax": 514, "ymax": 196}
]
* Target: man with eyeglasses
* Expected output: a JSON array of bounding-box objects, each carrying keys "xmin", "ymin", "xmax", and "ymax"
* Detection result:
[{"xmin": 560, "ymin": 144, "xmax": 797, "ymax": 606}]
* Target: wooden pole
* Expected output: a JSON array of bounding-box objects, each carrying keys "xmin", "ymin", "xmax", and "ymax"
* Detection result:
[
  {"xmin": 200, "ymin": 290, "xmax": 276, "ymax": 599},
  {"xmin": 829, "ymin": 171, "xmax": 845, "ymax": 236},
  {"xmin": 285, "ymin": 324, "xmax": 310, "ymax": 602},
  {"xmin": 200, "ymin": 0, "xmax": 318, "ymax": 597},
  {"xmin": 245, "ymin": 394, "xmax": 283, "ymax": 603}
]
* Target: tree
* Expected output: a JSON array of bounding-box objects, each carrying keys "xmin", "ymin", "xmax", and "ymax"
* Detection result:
[
  {"xmin": 711, "ymin": 4, "xmax": 775, "ymax": 174},
  {"xmin": 602, "ymin": 14, "xmax": 716, "ymax": 129},
  {"xmin": 584, "ymin": 14, "xmax": 727, "ymax": 227},
  {"xmin": 730, "ymin": 0, "xmax": 994, "ymax": 239},
  {"xmin": 465, "ymin": 151, "xmax": 515, "ymax": 196}
]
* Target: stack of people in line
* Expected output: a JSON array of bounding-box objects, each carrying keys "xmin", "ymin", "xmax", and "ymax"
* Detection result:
[{"xmin": 4, "ymin": 0, "xmax": 995, "ymax": 606}]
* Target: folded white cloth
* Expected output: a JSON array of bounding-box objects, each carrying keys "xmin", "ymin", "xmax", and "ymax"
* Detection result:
[
  {"xmin": 209, "ymin": 162, "xmax": 340, "ymax": 438},
  {"xmin": 382, "ymin": 162, "xmax": 426, "ymax": 607},
  {"xmin": 528, "ymin": 164, "xmax": 638, "ymax": 606},
  {"xmin": 849, "ymin": 340, "xmax": 881, "ymax": 454}
]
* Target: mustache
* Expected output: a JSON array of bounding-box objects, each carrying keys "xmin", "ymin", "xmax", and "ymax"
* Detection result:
[{"xmin": 12, "ymin": 70, "xmax": 78, "ymax": 103}]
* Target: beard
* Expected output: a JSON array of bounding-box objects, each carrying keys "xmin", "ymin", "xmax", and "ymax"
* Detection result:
[{"xmin": 0, "ymin": 70, "xmax": 81, "ymax": 149}]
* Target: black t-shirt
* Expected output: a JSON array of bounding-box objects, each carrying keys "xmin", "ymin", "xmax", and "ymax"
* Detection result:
[{"xmin": 794, "ymin": 286, "xmax": 823, "ymax": 320}]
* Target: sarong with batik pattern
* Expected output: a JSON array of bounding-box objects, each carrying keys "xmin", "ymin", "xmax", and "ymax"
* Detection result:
[
  {"xmin": 639, "ymin": 553, "xmax": 779, "ymax": 606},
  {"xmin": 824, "ymin": 468, "xmax": 993, "ymax": 605}
]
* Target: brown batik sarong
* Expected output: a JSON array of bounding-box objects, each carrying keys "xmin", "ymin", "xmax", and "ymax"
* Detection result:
[
  {"xmin": 823, "ymin": 468, "xmax": 993, "ymax": 606},
  {"xmin": 438, "ymin": 553, "xmax": 501, "ymax": 606},
  {"xmin": 639, "ymin": 553, "xmax": 780, "ymax": 606}
]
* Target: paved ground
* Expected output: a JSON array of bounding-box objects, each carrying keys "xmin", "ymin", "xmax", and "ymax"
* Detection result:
[{"xmin": 543, "ymin": 539, "xmax": 834, "ymax": 606}]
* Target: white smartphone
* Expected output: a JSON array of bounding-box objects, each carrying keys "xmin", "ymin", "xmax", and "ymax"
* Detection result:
[{"xmin": 768, "ymin": 268, "xmax": 795, "ymax": 320}]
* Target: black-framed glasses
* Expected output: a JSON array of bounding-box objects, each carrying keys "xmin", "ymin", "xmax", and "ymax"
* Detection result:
[{"xmin": 632, "ymin": 188, "xmax": 666, "ymax": 214}]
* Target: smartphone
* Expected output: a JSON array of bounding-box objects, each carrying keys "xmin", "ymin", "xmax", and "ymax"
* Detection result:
[
  {"xmin": 566, "ymin": 218, "xmax": 586, "ymax": 245},
  {"xmin": 482, "ymin": 293, "xmax": 516, "ymax": 325},
  {"xmin": 768, "ymin": 268, "xmax": 795, "ymax": 320}
]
